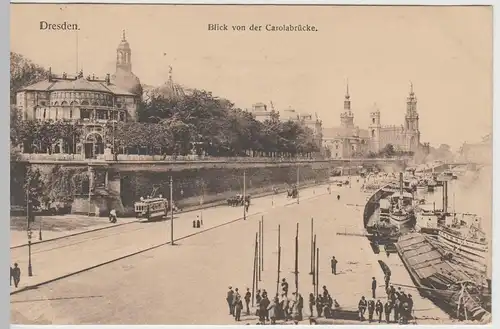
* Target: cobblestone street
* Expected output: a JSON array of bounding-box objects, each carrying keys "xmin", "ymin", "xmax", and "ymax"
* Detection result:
[{"xmin": 10, "ymin": 179, "xmax": 449, "ymax": 325}]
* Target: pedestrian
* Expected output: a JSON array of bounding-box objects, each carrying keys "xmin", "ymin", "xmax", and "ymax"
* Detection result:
[
  {"xmin": 393, "ymin": 297, "xmax": 401, "ymax": 323},
  {"xmin": 268, "ymin": 297, "xmax": 279, "ymax": 324},
  {"xmin": 331, "ymin": 256, "xmax": 338, "ymax": 275},
  {"xmin": 316, "ymin": 295, "xmax": 323, "ymax": 317},
  {"xmin": 384, "ymin": 300, "xmax": 392, "ymax": 323},
  {"xmin": 308, "ymin": 293, "xmax": 315, "ymax": 317},
  {"xmin": 233, "ymin": 288, "xmax": 241, "ymax": 318},
  {"xmin": 259, "ymin": 294, "xmax": 270, "ymax": 323},
  {"xmin": 244, "ymin": 288, "xmax": 252, "ymax": 315},
  {"xmin": 12, "ymin": 263, "xmax": 21, "ymax": 288},
  {"xmin": 375, "ymin": 299, "xmax": 384, "ymax": 323},
  {"xmin": 255, "ymin": 289, "xmax": 262, "ymax": 315},
  {"xmin": 358, "ymin": 296, "xmax": 367, "ymax": 321},
  {"xmin": 296, "ymin": 293, "xmax": 304, "ymax": 321},
  {"xmin": 371, "ymin": 277, "xmax": 377, "ymax": 299},
  {"xmin": 281, "ymin": 278, "xmax": 289, "ymax": 296},
  {"xmin": 337, "ymin": 194, "xmax": 340, "ymax": 201},
  {"xmin": 384, "ymin": 273, "xmax": 390, "ymax": 290},
  {"xmin": 227, "ymin": 286, "xmax": 235, "ymax": 315},
  {"xmin": 109, "ymin": 208, "xmax": 117, "ymax": 223},
  {"xmin": 367, "ymin": 299, "xmax": 375, "ymax": 323},
  {"xmin": 322, "ymin": 285, "xmax": 329, "ymax": 299},
  {"xmin": 235, "ymin": 298, "xmax": 243, "ymax": 321},
  {"xmin": 407, "ymin": 294, "xmax": 414, "ymax": 319}
]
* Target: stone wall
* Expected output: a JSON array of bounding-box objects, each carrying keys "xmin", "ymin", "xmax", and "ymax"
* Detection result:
[{"xmin": 11, "ymin": 162, "xmax": 330, "ymax": 217}]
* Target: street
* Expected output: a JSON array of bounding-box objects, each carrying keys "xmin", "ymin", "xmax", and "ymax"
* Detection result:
[{"xmin": 10, "ymin": 179, "xmax": 449, "ymax": 324}]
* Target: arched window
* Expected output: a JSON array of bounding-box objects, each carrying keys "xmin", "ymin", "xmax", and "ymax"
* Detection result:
[
  {"xmin": 70, "ymin": 109, "xmax": 73, "ymax": 119},
  {"xmin": 70, "ymin": 100, "xmax": 78, "ymax": 106},
  {"xmin": 372, "ymin": 118, "xmax": 375, "ymax": 124},
  {"xmin": 61, "ymin": 101, "xmax": 68, "ymax": 106},
  {"xmin": 43, "ymin": 109, "xmax": 46, "ymax": 120},
  {"xmin": 81, "ymin": 100, "xmax": 89, "ymax": 106},
  {"xmin": 53, "ymin": 101, "xmax": 59, "ymax": 106},
  {"xmin": 371, "ymin": 129, "xmax": 375, "ymax": 138},
  {"xmin": 92, "ymin": 101, "xmax": 99, "ymax": 106}
]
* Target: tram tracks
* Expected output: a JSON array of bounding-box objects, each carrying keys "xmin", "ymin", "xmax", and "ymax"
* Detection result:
[{"xmin": 10, "ymin": 187, "xmax": 330, "ymax": 296}]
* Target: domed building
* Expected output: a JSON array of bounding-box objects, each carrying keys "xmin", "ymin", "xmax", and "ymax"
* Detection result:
[
  {"xmin": 142, "ymin": 66, "xmax": 187, "ymax": 102},
  {"xmin": 111, "ymin": 30, "xmax": 143, "ymax": 97}
]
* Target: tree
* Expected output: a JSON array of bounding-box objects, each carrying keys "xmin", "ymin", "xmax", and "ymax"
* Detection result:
[{"xmin": 10, "ymin": 52, "xmax": 49, "ymax": 104}]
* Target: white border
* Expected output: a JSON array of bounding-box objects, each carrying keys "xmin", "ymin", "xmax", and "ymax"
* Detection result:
[{"xmin": 5, "ymin": 2, "xmax": 497, "ymax": 329}]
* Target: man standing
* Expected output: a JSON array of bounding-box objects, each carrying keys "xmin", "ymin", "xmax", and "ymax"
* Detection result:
[
  {"xmin": 296, "ymin": 293, "xmax": 304, "ymax": 321},
  {"xmin": 233, "ymin": 287, "xmax": 241, "ymax": 318},
  {"xmin": 384, "ymin": 300, "xmax": 392, "ymax": 323},
  {"xmin": 12, "ymin": 263, "xmax": 21, "ymax": 288},
  {"xmin": 227, "ymin": 286, "xmax": 235, "ymax": 315},
  {"xmin": 244, "ymin": 288, "xmax": 252, "ymax": 315},
  {"xmin": 331, "ymin": 256, "xmax": 338, "ymax": 275},
  {"xmin": 375, "ymin": 299, "xmax": 384, "ymax": 323},
  {"xmin": 281, "ymin": 278, "xmax": 289, "ymax": 296},
  {"xmin": 384, "ymin": 273, "xmax": 391, "ymax": 290},
  {"xmin": 358, "ymin": 296, "xmax": 367, "ymax": 321},
  {"xmin": 371, "ymin": 277, "xmax": 377, "ymax": 299},
  {"xmin": 367, "ymin": 299, "xmax": 375, "ymax": 323},
  {"xmin": 234, "ymin": 298, "xmax": 243, "ymax": 321}
]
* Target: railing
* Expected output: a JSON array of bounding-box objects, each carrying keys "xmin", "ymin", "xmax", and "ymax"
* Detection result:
[{"xmin": 16, "ymin": 153, "xmax": 407, "ymax": 163}]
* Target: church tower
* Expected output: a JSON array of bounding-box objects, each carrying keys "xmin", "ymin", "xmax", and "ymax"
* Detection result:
[
  {"xmin": 111, "ymin": 30, "xmax": 143, "ymax": 98},
  {"xmin": 369, "ymin": 103, "xmax": 381, "ymax": 152},
  {"xmin": 116, "ymin": 30, "xmax": 132, "ymax": 72},
  {"xmin": 404, "ymin": 82, "xmax": 421, "ymax": 152},
  {"xmin": 340, "ymin": 81, "xmax": 354, "ymax": 128}
]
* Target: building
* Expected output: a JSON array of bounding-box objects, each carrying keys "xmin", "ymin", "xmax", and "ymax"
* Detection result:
[
  {"xmin": 322, "ymin": 84, "xmax": 370, "ymax": 159},
  {"xmin": 15, "ymin": 32, "xmax": 142, "ymax": 159},
  {"xmin": 246, "ymin": 102, "xmax": 279, "ymax": 123},
  {"xmin": 323, "ymin": 83, "xmax": 422, "ymax": 159},
  {"xmin": 143, "ymin": 66, "xmax": 187, "ymax": 102},
  {"xmin": 280, "ymin": 107, "xmax": 323, "ymax": 150},
  {"xmin": 458, "ymin": 134, "xmax": 492, "ymax": 165},
  {"xmin": 370, "ymin": 84, "xmax": 421, "ymax": 153}
]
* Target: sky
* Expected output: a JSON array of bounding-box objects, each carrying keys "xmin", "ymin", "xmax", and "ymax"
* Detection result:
[{"xmin": 10, "ymin": 5, "xmax": 493, "ymax": 149}]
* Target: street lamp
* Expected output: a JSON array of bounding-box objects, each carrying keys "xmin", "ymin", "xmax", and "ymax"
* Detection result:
[
  {"xmin": 27, "ymin": 228, "xmax": 33, "ymax": 277},
  {"xmin": 38, "ymin": 217, "xmax": 43, "ymax": 241}
]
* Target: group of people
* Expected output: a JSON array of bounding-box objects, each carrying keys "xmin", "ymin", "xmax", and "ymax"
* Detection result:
[
  {"xmin": 357, "ymin": 273, "xmax": 414, "ymax": 324},
  {"xmin": 309, "ymin": 285, "xmax": 340, "ymax": 319},
  {"xmin": 225, "ymin": 278, "xmax": 306, "ymax": 324}
]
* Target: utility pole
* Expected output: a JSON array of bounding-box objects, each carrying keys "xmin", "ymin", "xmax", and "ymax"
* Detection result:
[
  {"xmin": 297, "ymin": 165, "xmax": 300, "ymax": 204},
  {"xmin": 26, "ymin": 181, "xmax": 33, "ymax": 277},
  {"xmin": 294, "ymin": 223, "xmax": 299, "ymax": 296},
  {"xmin": 255, "ymin": 232, "xmax": 259, "ymax": 292},
  {"xmin": 170, "ymin": 176, "xmax": 174, "ymax": 245},
  {"xmin": 261, "ymin": 215, "xmax": 264, "ymax": 271},
  {"xmin": 252, "ymin": 232, "xmax": 257, "ymax": 307},
  {"xmin": 315, "ymin": 248, "xmax": 320, "ymax": 298},
  {"xmin": 258, "ymin": 221, "xmax": 261, "ymax": 282},
  {"xmin": 276, "ymin": 224, "xmax": 281, "ymax": 297},
  {"xmin": 243, "ymin": 170, "xmax": 247, "ymax": 220},
  {"xmin": 310, "ymin": 218, "xmax": 314, "ymax": 274}
]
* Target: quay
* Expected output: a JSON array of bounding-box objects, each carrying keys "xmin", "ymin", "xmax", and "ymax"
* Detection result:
[{"xmin": 11, "ymin": 177, "xmax": 450, "ymax": 325}]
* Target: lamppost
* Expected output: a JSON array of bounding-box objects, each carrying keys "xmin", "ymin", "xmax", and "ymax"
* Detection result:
[
  {"xmin": 38, "ymin": 216, "xmax": 43, "ymax": 241},
  {"xmin": 26, "ymin": 180, "xmax": 34, "ymax": 276}
]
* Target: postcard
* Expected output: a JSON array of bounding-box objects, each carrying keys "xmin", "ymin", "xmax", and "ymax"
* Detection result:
[{"xmin": 9, "ymin": 4, "xmax": 493, "ymax": 325}]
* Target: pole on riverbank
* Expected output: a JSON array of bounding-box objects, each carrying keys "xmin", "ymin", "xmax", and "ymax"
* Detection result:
[
  {"xmin": 261, "ymin": 215, "xmax": 264, "ymax": 272},
  {"xmin": 312, "ymin": 234, "xmax": 316, "ymax": 286},
  {"xmin": 170, "ymin": 176, "xmax": 175, "ymax": 245},
  {"xmin": 294, "ymin": 222, "xmax": 299, "ymax": 296},
  {"xmin": 258, "ymin": 221, "xmax": 262, "ymax": 282},
  {"xmin": 252, "ymin": 232, "xmax": 257, "ymax": 307},
  {"xmin": 315, "ymin": 247, "xmax": 320, "ymax": 297},
  {"xmin": 297, "ymin": 165, "xmax": 300, "ymax": 204},
  {"xmin": 243, "ymin": 171, "xmax": 247, "ymax": 220},
  {"xmin": 255, "ymin": 232, "xmax": 259, "ymax": 292},
  {"xmin": 310, "ymin": 217, "xmax": 314, "ymax": 274},
  {"xmin": 276, "ymin": 224, "xmax": 281, "ymax": 297}
]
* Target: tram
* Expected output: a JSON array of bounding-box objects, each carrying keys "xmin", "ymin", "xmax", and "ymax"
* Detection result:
[{"xmin": 134, "ymin": 197, "xmax": 168, "ymax": 221}]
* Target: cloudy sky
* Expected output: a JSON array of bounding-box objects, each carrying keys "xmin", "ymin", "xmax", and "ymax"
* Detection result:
[{"xmin": 11, "ymin": 5, "xmax": 492, "ymax": 149}]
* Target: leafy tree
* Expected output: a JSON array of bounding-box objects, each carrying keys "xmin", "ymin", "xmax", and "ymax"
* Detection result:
[{"xmin": 10, "ymin": 52, "xmax": 49, "ymax": 103}]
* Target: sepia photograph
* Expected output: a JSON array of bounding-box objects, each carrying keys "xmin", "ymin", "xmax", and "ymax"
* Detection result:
[{"xmin": 9, "ymin": 4, "xmax": 493, "ymax": 325}]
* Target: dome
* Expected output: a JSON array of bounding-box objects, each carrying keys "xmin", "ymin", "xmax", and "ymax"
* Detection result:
[
  {"xmin": 111, "ymin": 69, "xmax": 142, "ymax": 96},
  {"xmin": 155, "ymin": 79, "xmax": 185, "ymax": 100}
]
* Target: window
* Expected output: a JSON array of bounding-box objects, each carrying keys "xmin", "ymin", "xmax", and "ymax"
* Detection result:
[
  {"xmin": 43, "ymin": 109, "xmax": 46, "ymax": 120},
  {"xmin": 70, "ymin": 109, "xmax": 73, "ymax": 119},
  {"xmin": 371, "ymin": 129, "xmax": 375, "ymax": 138},
  {"xmin": 81, "ymin": 100, "xmax": 89, "ymax": 106},
  {"xmin": 372, "ymin": 118, "xmax": 375, "ymax": 124},
  {"xmin": 352, "ymin": 145, "xmax": 355, "ymax": 151},
  {"xmin": 40, "ymin": 101, "xmax": 46, "ymax": 106},
  {"xmin": 335, "ymin": 153, "xmax": 338, "ymax": 158},
  {"xmin": 335, "ymin": 145, "xmax": 339, "ymax": 150},
  {"xmin": 61, "ymin": 101, "xmax": 68, "ymax": 106}
]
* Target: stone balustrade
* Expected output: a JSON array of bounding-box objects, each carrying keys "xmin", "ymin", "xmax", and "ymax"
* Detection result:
[{"xmin": 16, "ymin": 152, "xmax": 408, "ymax": 164}]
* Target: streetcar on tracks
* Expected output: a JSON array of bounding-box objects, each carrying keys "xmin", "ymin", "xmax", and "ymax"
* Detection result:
[{"xmin": 134, "ymin": 197, "xmax": 168, "ymax": 221}]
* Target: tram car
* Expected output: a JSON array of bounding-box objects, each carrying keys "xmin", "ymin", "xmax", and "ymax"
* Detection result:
[{"xmin": 134, "ymin": 197, "xmax": 169, "ymax": 221}]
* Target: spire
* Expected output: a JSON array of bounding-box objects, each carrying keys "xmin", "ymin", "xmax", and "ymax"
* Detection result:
[
  {"xmin": 409, "ymin": 81, "xmax": 414, "ymax": 96},
  {"xmin": 122, "ymin": 29, "xmax": 126, "ymax": 41},
  {"xmin": 346, "ymin": 79, "xmax": 350, "ymax": 98},
  {"xmin": 168, "ymin": 65, "xmax": 173, "ymax": 82}
]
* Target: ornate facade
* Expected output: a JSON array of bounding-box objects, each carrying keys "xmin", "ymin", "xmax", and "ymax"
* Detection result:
[
  {"xmin": 323, "ymin": 83, "xmax": 422, "ymax": 159},
  {"xmin": 16, "ymin": 32, "xmax": 142, "ymax": 158}
]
